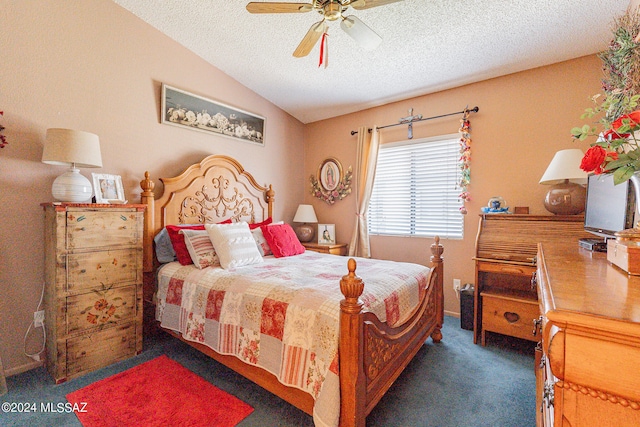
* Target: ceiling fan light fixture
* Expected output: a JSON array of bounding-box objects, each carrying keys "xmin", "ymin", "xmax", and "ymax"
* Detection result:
[
  {"xmin": 323, "ymin": 2, "xmax": 343, "ymax": 21},
  {"xmin": 340, "ymin": 15, "xmax": 382, "ymax": 50}
]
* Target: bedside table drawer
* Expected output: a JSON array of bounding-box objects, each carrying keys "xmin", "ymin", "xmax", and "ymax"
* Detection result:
[
  {"xmin": 66, "ymin": 322, "xmax": 138, "ymax": 377},
  {"xmin": 66, "ymin": 249, "xmax": 141, "ymax": 292},
  {"xmin": 66, "ymin": 285, "xmax": 138, "ymax": 334},
  {"xmin": 481, "ymin": 292, "xmax": 538, "ymax": 342},
  {"xmin": 66, "ymin": 210, "xmax": 141, "ymax": 249}
]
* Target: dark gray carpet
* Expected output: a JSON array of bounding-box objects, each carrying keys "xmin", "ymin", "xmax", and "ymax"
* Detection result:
[{"xmin": 1, "ymin": 316, "xmax": 535, "ymax": 426}]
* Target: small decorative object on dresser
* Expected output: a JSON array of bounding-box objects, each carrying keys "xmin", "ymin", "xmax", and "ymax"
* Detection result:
[
  {"xmin": 92, "ymin": 173, "xmax": 126, "ymax": 204},
  {"xmin": 42, "ymin": 203, "xmax": 145, "ymax": 383},
  {"xmin": 41, "ymin": 128, "xmax": 103, "ymax": 203},
  {"xmin": 481, "ymin": 196, "xmax": 509, "ymax": 213},
  {"xmin": 318, "ymin": 223, "xmax": 335, "ymax": 244},
  {"xmin": 292, "ymin": 204, "xmax": 317, "ymax": 243}
]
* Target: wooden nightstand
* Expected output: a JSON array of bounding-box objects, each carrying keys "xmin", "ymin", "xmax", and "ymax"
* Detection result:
[
  {"xmin": 302, "ymin": 242, "xmax": 348, "ymax": 256},
  {"xmin": 42, "ymin": 203, "xmax": 145, "ymax": 383}
]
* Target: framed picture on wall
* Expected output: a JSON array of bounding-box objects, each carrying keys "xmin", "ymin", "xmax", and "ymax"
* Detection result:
[
  {"xmin": 161, "ymin": 84, "xmax": 265, "ymax": 146},
  {"xmin": 92, "ymin": 173, "xmax": 126, "ymax": 204},
  {"xmin": 318, "ymin": 224, "xmax": 336, "ymax": 245},
  {"xmin": 318, "ymin": 158, "xmax": 343, "ymax": 192}
]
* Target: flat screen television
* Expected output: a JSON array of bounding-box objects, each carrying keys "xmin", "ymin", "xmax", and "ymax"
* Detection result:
[{"xmin": 584, "ymin": 173, "xmax": 636, "ymax": 238}]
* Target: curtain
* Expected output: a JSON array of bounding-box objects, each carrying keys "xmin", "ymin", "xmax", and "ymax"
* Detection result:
[{"xmin": 348, "ymin": 126, "xmax": 380, "ymax": 257}]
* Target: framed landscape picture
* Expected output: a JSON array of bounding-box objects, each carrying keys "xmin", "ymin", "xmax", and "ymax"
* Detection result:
[{"xmin": 161, "ymin": 84, "xmax": 265, "ymax": 146}]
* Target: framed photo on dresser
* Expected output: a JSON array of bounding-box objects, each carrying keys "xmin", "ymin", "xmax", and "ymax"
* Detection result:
[
  {"xmin": 92, "ymin": 173, "xmax": 126, "ymax": 204},
  {"xmin": 318, "ymin": 224, "xmax": 335, "ymax": 245}
]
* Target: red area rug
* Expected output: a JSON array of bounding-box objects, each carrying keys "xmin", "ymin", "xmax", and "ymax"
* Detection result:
[{"xmin": 66, "ymin": 355, "xmax": 253, "ymax": 427}]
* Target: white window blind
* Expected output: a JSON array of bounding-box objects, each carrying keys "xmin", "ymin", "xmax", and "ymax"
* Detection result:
[{"xmin": 368, "ymin": 134, "xmax": 464, "ymax": 239}]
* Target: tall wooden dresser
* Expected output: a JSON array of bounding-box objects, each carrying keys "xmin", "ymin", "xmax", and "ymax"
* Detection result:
[
  {"xmin": 535, "ymin": 240, "xmax": 640, "ymax": 426},
  {"xmin": 474, "ymin": 214, "xmax": 591, "ymax": 345},
  {"xmin": 42, "ymin": 203, "xmax": 145, "ymax": 383}
]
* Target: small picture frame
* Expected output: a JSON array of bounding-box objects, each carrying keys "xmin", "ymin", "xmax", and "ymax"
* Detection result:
[
  {"xmin": 318, "ymin": 224, "xmax": 336, "ymax": 245},
  {"xmin": 92, "ymin": 173, "xmax": 126, "ymax": 204}
]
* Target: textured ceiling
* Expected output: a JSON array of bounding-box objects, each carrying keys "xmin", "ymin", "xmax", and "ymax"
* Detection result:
[{"xmin": 112, "ymin": 0, "xmax": 629, "ymax": 124}]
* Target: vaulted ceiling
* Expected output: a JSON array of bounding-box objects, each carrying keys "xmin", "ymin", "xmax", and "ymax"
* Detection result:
[{"xmin": 113, "ymin": 0, "xmax": 630, "ymax": 123}]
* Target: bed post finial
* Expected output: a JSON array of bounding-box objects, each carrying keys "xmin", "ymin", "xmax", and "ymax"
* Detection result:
[
  {"xmin": 340, "ymin": 258, "xmax": 364, "ymax": 313},
  {"xmin": 266, "ymin": 184, "xmax": 275, "ymax": 219},
  {"xmin": 140, "ymin": 171, "xmax": 155, "ymax": 194},
  {"xmin": 430, "ymin": 235, "xmax": 443, "ymax": 263}
]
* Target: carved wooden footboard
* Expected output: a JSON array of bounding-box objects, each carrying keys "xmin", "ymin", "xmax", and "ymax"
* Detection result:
[
  {"xmin": 139, "ymin": 154, "xmax": 444, "ymax": 427},
  {"xmin": 339, "ymin": 239, "xmax": 444, "ymax": 426}
]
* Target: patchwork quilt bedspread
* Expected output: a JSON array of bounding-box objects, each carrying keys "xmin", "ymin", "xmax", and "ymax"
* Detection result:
[{"xmin": 156, "ymin": 251, "xmax": 431, "ymax": 427}]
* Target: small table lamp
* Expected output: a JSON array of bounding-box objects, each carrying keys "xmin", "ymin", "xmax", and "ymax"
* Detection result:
[
  {"xmin": 293, "ymin": 204, "xmax": 318, "ymax": 242},
  {"xmin": 42, "ymin": 128, "xmax": 103, "ymax": 203},
  {"xmin": 539, "ymin": 149, "xmax": 588, "ymax": 215}
]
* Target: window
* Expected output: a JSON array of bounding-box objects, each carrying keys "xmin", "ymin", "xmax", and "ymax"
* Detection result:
[{"xmin": 368, "ymin": 134, "xmax": 463, "ymax": 239}]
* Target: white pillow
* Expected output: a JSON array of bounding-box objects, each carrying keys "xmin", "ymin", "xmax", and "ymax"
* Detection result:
[
  {"xmin": 251, "ymin": 221, "xmax": 284, "ymax": 256},
  {"xmin": 206, "ymin": 222, "xmax": 263, "ymax": 269},
  {"xmin": 179, "ymin": 229, "xmax": 219, "ymax": 269}
]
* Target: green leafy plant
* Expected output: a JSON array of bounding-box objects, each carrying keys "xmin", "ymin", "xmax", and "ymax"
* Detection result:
[{"xmin": 572, "ymin": 9, "xmax": 640, "ymax": 184}]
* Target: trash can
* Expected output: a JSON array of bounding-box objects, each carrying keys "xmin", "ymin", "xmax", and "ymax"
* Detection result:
[{"xmin": 460, "ymin": 284, "xmax": 474, "ymax": 331}]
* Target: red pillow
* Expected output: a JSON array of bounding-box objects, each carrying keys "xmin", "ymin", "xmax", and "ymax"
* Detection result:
[
  {"xmin": 166, "ymin": 220, "xmax": 231, "ymax": 265},
  {"xmin": 249, "ymin": 217, "xmax": 272, "ymax": 230},
  {"xmin": 260, "ymin": 223, "xmax": 305, "ymax": 258}
]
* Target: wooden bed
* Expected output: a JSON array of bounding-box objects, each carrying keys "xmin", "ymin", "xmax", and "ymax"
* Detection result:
[{"xmin": 139, "ymin": 154, "xmax": 444, "ymax": 427}]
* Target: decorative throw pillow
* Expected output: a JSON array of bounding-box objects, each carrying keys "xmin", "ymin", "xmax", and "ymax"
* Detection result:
[
  {"xmin": 206, "ymin": 222, "xmax": 263, "ymax": 269},
  {"xmin": 154, "ymin": 227, "xmax": 176, "ymax": 264},
  {"xmin": 166, "ymin": 220, "xmax": 231, "ymax": 265},
  {"xmin": 251, "ymin": 221, "xmax": 283, "ymax": 256},
  {"xmin": 179, "ymin": 229, "xmax": 220, "ymax": 269},
  {"xmin": 248, "ymin": 217, "xmax": 273, "ymax": 230},
  {"xmin": 260, "ymin": 223, "xmax": 306, "ymax": 258}
]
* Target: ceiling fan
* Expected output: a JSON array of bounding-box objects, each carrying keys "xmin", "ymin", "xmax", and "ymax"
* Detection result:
[{"xmin": 246, "ymin": 0, "xmax": 403, "ymax": 62}]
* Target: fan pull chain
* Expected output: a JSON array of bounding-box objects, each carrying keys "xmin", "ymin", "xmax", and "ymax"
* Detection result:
[{"xmin": 319, "ymin": 30, "xmax": 329, "ymax": 68}]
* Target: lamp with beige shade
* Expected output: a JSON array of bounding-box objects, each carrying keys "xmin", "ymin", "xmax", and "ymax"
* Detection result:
[
  {"xmin": 539, "ymin": 148, "xmax": 588, "ymax": 215},
  {"xmin": 41, "ymin": 128, "xmax": 102, "ymax": 203}
]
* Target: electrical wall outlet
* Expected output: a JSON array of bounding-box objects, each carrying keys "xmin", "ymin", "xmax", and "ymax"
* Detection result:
[
  {"xmin": 453, "ymin": 278, "xmax": 461, "ymax": 292},
  {"xmin": 34, "ymin": 310, "xmax": 45, "ymax": 328}
]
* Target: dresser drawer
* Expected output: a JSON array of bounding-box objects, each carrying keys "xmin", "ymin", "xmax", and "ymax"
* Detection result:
[
  {"xmin": 481, "ymin": 292, "xmax": 539, "ymax": 342},
  {"xmin": 66, "ymin": 285, "xmax": 138, "ymax": 334},
  {"xmin": 66, "ymin": 322, "xmax": 138, "ymax": 377},
  {"xmin": 66, "ymin": 210, "xmax": 141, "ymax": 249},
  {"xmin": 476, "ymin": 260, "xmax": 536, "ymax": 276},
  {"xmin": 66, "ymin": 249, "xmax": 141, "ymax": 292}
]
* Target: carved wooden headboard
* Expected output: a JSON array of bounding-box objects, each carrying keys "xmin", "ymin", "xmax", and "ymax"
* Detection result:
[{"xmin": 140, "ymin": 154, "xmax": 275, "ymax": 272}]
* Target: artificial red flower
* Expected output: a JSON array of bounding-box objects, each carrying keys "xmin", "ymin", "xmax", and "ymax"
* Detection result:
[
  {"xmin": 580, "ymin": 146, "xmax": 607, "ymax": 173},
  {"xmin": 611, "ymin": 110, "xmax": 640, "ymax": 131}
]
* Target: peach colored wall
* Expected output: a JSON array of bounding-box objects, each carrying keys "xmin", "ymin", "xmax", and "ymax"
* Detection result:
[
  {"xmin": 0, "ymin": 0, "xmax": 305, "ymax": 374},
  {"xmin": 304, "ymin": 55, "xmax": 601, "ymax": 317}
]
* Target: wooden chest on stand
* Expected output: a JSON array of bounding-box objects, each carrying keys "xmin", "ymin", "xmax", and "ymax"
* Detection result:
[{"xmin": 42, "ymin": 203, "xmax": 145, "ymax": 383}]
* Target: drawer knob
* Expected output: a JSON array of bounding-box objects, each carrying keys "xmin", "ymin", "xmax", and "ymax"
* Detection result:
[{"xmin": 504, "ymin": 312, "xmax": 520, "ymax": 323}]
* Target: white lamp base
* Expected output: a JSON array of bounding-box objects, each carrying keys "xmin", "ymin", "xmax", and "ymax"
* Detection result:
[{"xmin": 51, "ymin": 167, "xmax": 93, "ymax": 203}]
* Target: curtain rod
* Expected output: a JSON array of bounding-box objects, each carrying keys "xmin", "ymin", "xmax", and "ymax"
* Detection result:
[{"xmin": 350, "ymin": 106, "xmax": 479, "ymax": 135}]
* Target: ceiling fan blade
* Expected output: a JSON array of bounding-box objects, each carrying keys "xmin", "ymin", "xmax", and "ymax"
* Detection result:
[
  {"xmin": 293, "ymin": 20, "xmax": 327, "ymax": 58},
  {"xmin": 340, "ymin": 15, "xmax": 382, "ymax": 51},
  {"xmin": 246, "ymin": 2, "xmax": 313, "ymax": 13},
  {"xmin": 350, "ymin": 0, "xmax": 403, "ymax": 10}
]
